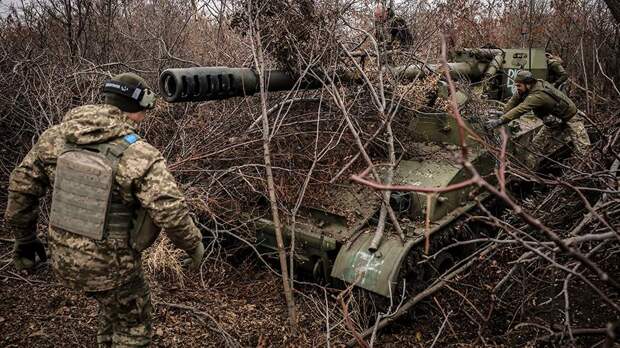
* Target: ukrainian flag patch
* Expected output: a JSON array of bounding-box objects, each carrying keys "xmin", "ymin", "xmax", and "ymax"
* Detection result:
[{"xmin": 123, "ymin": 133, "xmax": 139, "ymax": 144}]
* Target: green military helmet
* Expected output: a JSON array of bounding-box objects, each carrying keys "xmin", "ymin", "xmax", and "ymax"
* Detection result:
[
  {"xmin": 103, "ymin": 72, "xmax": 156, "ymax": 112},
  {"xmin": 514, "ymin": 70, "xmax": 536, "ymax": 84}
]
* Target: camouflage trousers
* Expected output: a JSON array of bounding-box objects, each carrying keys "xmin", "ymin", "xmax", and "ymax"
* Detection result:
[
  {"xmin": 86, "ymin": 273, "xmax": 153, "ymax": 347},
  {"xmin": 526, "ymin": 115, "xmax": 591, "ymax": 169}
]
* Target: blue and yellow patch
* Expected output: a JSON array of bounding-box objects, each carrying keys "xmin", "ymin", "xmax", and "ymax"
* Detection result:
[{"xmin": 123, "ymin": 133, "xmax": 139, "ymax": 144}]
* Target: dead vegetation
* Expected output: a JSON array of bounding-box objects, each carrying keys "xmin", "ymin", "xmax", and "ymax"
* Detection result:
[{"xmin": 1, "ymin": 0, "xmax": 620, "ymax": 347}]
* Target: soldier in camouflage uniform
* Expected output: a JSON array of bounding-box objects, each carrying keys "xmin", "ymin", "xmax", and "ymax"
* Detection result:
[
  {"xmin": 5, "ymin": 73, "xmax": 205, "ymax": 347},
  {"xmin": 545, "ymin": 52, "xmax": 569, "ymax": 89},
  {"xmin": 486, "ymin": 70, "xmax": 590, "ymax": 169},
  {"xmin": 373, "ymin": 3, "xmax": 413, "ymax": 51}
]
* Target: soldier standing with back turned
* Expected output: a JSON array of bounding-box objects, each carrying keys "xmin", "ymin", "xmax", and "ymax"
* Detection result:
[
  {"xmin": 5, "ymin": 73, "xmax": 205, "ymax": 347},
  {"xmin": 486, "ymin": 70, "xmax": 590, "ymax": 169}
]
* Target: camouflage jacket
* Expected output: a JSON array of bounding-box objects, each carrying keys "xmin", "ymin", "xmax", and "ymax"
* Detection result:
[
  {"xmin": 5, "ymin": 104, "xmax": 202, "ymax": 291},
  {"xmin": 547, "ymin": 57, "xmax": 568, "ymax": 87},
  {"xmin": 501, "ymin": 80, "xmax": 577, "ymax": 124}
]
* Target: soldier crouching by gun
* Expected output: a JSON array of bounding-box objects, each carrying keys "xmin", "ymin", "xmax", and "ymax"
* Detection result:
[
  {"xmin": 4, "ymin": 72, "xmax": 205, "ymax": 347},
  {"xmin": 486, "ymin": 70, "xmax": 591, "ymax": 170}
]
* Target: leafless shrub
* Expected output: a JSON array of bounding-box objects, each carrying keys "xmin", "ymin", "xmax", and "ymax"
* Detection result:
[{"xmin": 1, "ymin": 0, "xmax": 619, "ymax": 346}]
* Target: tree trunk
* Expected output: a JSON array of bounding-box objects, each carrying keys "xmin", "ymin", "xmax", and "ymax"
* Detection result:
[{"xmin": 248, "ymin": 9, "xmax": 298, "ymax": 333}]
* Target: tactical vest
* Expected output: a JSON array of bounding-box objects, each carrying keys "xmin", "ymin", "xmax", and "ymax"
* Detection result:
[
  {"xmin": 50, "ymin": 134, "xmax": 160, "ymax": 252},
  {"xmin": 534, "ymin": 81, "xmax": 577, "ymax": 121}
]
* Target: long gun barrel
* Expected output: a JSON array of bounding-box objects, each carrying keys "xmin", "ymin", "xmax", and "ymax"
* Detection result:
[
  {"xmin": 159, "ymin": 56, "xmax": 496, "ymax": 103},
  {"xmin": 159, "ymin": 67, "xmax": 322, "ymax": 103}
]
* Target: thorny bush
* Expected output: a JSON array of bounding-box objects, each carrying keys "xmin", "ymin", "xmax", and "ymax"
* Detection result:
[{"xmin": 0, "ymin": 0, "xmax": 619, "ymax": 346}]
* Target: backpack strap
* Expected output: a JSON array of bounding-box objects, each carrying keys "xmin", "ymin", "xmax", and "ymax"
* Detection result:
[
  {"xmin": 101, "ymin": 133, "xmax": 141, "ymax": 239},
  {"xmin": 539, "ymin": 85, "xmax": 562, "ymax": 104},
  {"xmin": 82, "ymin": 134, "xmax": 141, "ymax": 239},
  {"xmin": 103, "ymin": 133, "xmax": 140, "ymax": 160}
]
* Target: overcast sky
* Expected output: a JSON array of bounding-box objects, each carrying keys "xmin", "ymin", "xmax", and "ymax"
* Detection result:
[{"xmin": 0, "ymin": 0, "xmax": 18, "ymax": 17}]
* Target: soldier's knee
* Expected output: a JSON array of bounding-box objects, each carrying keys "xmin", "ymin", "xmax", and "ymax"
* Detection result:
[{"xmin": 573, "ymin": 143, "xmax": 589, "ymax": 157}]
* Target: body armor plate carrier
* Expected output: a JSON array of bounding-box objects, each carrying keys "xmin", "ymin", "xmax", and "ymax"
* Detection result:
[
  {"xmin": 538, "ymin": 81, "xmax": 576, "ymax": 121},
  {"xmin": 50, "ymin": 134, "xmax": 159, "ymax": 249}
]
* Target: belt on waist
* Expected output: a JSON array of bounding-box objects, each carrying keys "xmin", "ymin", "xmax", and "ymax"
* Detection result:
[{"xmin": 107, "ymin": 226, "xmax": 130, "ymax": 240}]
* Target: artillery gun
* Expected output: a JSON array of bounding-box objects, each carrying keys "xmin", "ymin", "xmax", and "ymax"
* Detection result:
[{"xmin": 160, "ymin": 48, "xmax": 552, "ymax": 297}]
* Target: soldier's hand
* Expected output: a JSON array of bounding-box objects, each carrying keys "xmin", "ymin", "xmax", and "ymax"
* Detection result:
[
  {"xmin": 14, "ymin": 237, "xmax": 47, "ymax": 271},
  {"xmin": 184, "ymin": 242, "xmax": 205, "ymax": 271},
  {"xmin": 485, "ymin": 118, "xmax": 503, "ymax": 130}
]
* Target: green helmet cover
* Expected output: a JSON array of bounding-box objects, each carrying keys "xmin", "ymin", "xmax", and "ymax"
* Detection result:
[
  {"xmin": 104, "ymin": 72, "xmax": 155, "ymax": 112},
  {"xmin": 514, "ymin": 70, "xmax": 536, "ymax": 84}
]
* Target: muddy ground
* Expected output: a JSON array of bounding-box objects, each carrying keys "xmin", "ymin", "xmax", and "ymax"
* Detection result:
[{"xmin": 1, "ymin": 224, "xmax": 618, "ymax": 347}]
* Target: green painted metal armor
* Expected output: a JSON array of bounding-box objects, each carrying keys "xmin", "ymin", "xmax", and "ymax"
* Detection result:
[
  {"xmin": 331, "ymin": 236, "xmax": 416, "ymax": 297},
  {"xmin": 161, "ymin": 47, "xmax": 557, "ymax": 297}
]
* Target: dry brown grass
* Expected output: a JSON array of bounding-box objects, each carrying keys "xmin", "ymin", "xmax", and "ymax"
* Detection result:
[{"xmin": 144, "ymin": 236, "xmax": 186, "ymax": 288}]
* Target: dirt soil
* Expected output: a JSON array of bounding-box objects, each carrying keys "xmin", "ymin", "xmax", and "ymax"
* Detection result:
[
  {"xmin": 2, "ymin": 227, "xmax": 618, "ymax": 347},
  {"xmin": 0, "ymin": 235, "xmax": 331, "ymax": 347}
]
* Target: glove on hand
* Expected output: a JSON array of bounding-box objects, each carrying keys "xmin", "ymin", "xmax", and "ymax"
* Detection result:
[
  {"xmin": 485, "ymin": 118, "xmax": 503, "ymax": 130},
  {"xmin": 184, "ymin": 242, "xmax": 205, "ymax": 271},
  {"xmin": 14, "ymin": 237, "xmax": 47, "ymax": 270}
]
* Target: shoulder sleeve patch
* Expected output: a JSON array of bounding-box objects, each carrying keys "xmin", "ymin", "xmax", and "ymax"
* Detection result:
[{"xmin": 123, "ymin": 133, "xmax": 139, "ymax": 144}]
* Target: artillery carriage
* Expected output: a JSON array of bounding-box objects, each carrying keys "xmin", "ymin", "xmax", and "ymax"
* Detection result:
[{"xmin": 160, "ymin": 47, "xmax": 555, "ymax": 296}]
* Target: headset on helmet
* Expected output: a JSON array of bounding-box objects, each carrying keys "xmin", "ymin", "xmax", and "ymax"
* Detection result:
[{"xmin": 102, "ymin": 80, "xmax": 156, "ymax": 109}]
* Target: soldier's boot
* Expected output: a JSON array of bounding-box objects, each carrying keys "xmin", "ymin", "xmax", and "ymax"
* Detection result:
[
  {"xmin": 111, "ymin": 275, "xmax": 153, "ymax": 347},
  {"xmin": 97, "ymin": 335, "xmax": 113, "ymax": 348}
]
